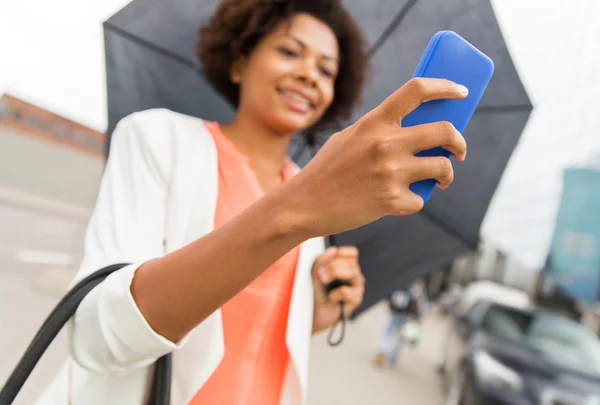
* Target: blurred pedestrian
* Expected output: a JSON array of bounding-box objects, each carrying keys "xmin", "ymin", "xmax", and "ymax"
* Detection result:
[{"xmin": 374, "ymin": 282, "xmax": 429, "ymax": 368}]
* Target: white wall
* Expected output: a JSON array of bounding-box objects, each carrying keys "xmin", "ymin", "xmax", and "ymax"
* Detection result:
[{"xmin": 0, "ymin": 127, "xmax": 104, "ymax": 208}]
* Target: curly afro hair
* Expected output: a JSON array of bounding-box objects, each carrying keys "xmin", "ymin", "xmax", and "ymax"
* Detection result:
[{"xmin": 197, "ymin": 0, "xmax": 370, "ymax": 135}]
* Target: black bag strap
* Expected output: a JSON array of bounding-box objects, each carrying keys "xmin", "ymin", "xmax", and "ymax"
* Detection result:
[{"xmin": 0, "ymin": 263, "xmax": 172, "ymax": 405}]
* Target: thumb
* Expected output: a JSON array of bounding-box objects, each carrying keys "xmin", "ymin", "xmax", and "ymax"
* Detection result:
[{"xmin": 312, "ymin": 246, "xmax": 338, "ymax": 271}]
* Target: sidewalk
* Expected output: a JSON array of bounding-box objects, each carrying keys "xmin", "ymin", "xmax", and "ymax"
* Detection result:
[
  {"xmin": 0, "ymin": 184, "xmax": 92, "ymax": 222},
  {"xmin": 309, "ymin": 304, "xmax": 448, "ymax": 405},
  {"xmin": 0, "ymin": 202, "xmax": 85, "ymax": 405}
]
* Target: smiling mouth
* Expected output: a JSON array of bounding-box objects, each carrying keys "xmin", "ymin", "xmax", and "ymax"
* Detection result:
[{"xmin": 277, "ymin": 88, "xmax": 315, "ymax": 111}]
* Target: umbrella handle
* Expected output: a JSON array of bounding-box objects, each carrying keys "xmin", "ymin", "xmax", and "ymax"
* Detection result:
[
  {"xmin": 323, "ymin": 279, "xmax": 352, "ymax": 294},
  {"xmin": 324, "ymin": 279, "xmax": 352, "ymax": 347}
]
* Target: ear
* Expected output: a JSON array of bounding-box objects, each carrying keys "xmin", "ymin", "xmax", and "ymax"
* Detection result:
[{"xmin": 229, "ymin": 57, "xmax": 247, "ymax": 84}]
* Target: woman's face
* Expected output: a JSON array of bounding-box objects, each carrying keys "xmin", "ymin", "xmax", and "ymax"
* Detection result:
[{"xmin": 232, "ymin": 13, "xmax": 339, "ymax": 134}]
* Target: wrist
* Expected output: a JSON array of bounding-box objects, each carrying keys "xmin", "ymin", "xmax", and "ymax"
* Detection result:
[{"xmin": 261, "ymin": 181, "xmax": 319, "ymax": 242}]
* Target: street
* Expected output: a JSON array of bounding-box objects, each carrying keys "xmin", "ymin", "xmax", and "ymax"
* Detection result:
[
  {"xmin": 0, "ymin": 203, "xmax": 87, "ymax": 404},
  {"xmin": 0, "ymin": 202, "xmax": 448, "ymax": 405}
]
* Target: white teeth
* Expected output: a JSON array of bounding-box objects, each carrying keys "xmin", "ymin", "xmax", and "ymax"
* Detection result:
[{"xmin": 284, "ymin": 91, "xmax": 310, "ymax": 105}]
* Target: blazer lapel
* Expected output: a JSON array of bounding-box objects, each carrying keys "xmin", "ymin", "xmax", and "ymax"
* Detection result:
[
  {"xmin": 285, "ymin": 236, "xmax": 325, "ymax": 403},
  {"xmin": 166, "ymin": 119, "xmax": 225, "ymax": 405}
]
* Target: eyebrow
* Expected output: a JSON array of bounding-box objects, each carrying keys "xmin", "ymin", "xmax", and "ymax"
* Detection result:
[{"xmin": 282, "ymin": 34, "xmax": 339, "ymax": 64}]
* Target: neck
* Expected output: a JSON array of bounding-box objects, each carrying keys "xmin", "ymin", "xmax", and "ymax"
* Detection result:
[{"xmin": 220, "ymin": 112, "xmax": 293, "ymax": 172}]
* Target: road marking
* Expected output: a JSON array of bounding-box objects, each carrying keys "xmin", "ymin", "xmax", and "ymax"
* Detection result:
[{"xmin": 15, "ymin": 249, "xmax": 72, "ymax": 266}]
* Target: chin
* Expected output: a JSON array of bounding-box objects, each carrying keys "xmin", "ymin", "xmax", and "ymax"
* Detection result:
[{"xmin": 267, "ymin": 112, "xmax": 322, "ymax": 135}]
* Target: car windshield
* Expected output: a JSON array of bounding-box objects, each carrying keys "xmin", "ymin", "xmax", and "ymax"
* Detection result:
[{"xmin": 481, "ymin": 305, "xmax": 600, "ymax": 376}]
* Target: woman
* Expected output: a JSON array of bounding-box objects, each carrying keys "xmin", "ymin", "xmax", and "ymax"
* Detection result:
[{"xmin": 36, "ymin": 0, "xmax": 468, "ymax": 404}]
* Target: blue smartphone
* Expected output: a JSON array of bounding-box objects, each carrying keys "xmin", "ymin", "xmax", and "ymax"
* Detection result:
[{"xmin": 403, "ymin": 30, "xmax": 494, "ymax": 203}]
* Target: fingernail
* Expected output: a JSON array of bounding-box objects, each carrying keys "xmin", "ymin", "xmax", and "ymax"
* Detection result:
[{"xmin": 457, "ymin": 85, "xmax": 468, "ymax": 95}]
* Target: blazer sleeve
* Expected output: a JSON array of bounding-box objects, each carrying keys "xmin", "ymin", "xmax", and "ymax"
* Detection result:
[{"xmin": 67, "ymin": 110, "xmax": 189, "ymax": 375}]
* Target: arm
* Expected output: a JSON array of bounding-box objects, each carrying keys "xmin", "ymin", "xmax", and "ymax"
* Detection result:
[
  {"xmin": 129, "ymin": 78, "xmax": 468, "ymax": 346},
  {"xmin": 69, "ymin": 111, "xmax": 311, "ymax": 373},
  {"xmin": 131, "ymin": 187, "xmax": 309, "ymax": 343},
  {"xmin": 71, "ymin": 78, "xmax": 468, "ymax": 373}
]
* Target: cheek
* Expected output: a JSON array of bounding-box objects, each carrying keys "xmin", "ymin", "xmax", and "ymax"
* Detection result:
[
  {"xmin": 239, "ymin": 75, "xmax": 273, "ymax": 109},
  {"xmin": 319, "ymin": 84, "xmax": 336, "ymax": 112},
  {"xmin": 248, "ymin": 55, "xmax": 290, "ymax": 86},
  {"xmin": 241, "ymin": 63, "xmax": 286, "ymax": 102}
]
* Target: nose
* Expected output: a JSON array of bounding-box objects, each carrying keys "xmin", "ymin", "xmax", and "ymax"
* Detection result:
[{"xmin": 294, "ymin": 58, "xmax": 320, "ymax": 88}]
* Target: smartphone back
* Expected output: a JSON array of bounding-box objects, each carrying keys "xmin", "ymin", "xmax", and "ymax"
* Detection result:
[{"xmin": 403, "ymin": 31, "xmax": 494, "ymax": 203}]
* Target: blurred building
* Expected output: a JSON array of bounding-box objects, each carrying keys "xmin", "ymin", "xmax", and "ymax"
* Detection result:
[
  {"xmin": 0, "ymin": 94, "xmax": 105, "ymax": 217},
  {"xmin": 541, "ymin": 164, "xmax": 600, "ymax": 332},
  {"xmin": 545, "ymin": 166, "xmax": 600, "ymax": 303},
  {"xmin": 443, "ymin": 165, "xmax": 600, "ymax": 332}
]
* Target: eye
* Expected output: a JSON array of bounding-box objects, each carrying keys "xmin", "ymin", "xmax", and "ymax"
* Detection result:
[
  {"xmin": 278, "ymin": 47, "xmax": 299, "ymax": 58},
  {"xmin": 319, "ymin": 67, "xmax": 335, "ymax": 78}
]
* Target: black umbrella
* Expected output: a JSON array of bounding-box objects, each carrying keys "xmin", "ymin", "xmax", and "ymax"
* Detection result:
[{"xmin": 103, "ymin": 0, "xmax": 532, "ymax": 316}]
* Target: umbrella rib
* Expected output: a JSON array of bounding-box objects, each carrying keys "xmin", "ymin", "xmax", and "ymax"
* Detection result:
[
  {"xmin": 474, "ymin": 105, "xmax": 533, "ymax": 114},
  {"xmin": 368, "ymin": 0, "xmax": 420, "ymax": 56},
  {"xmin": 104, "ymin": 21, "xmax": 200, "ymax": 72},
  {"xmin": 419, "ymin": 209, "xmax": 477, "ymax": 248},
  {"xmin": 327, "ymin": 208, "xmax": 477, "ymax": 250}
]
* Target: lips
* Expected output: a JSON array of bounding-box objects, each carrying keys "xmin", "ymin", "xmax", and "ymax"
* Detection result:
[
  {"xmin": 277, "ymin": 87, "xmax": 316, "ymax": 114},
  {"xmin": 283, "ymin": 90, "xmax": 311, "ymax": 105}
]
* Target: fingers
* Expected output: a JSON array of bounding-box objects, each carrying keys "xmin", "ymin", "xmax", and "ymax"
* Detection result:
[
  {"xmin": 364, "ymin": 120, "xmax": 464, "ymax": 197},
  {"xmin": 312, "ymin": 246, "xmax": 338, "ymax": 270},
  {"xmin": 336, "ymin": 246, "xmax": 359, "ymax": 260},
  {"xmin": 405, "ymin": 121, "xmax": 467, "ymax": 161},
  {"xmin": 329, "ymin": 286, "xmax": 365, "ymax": 315},
  {"xmin": 318, "ymin": 258, "xmax": 364, "ymax": 287},
  {"xmin": 372, "ymin": 78, "xmax": 468, "ymax": 125},
  {"xmin": 407, "ymin": 155, "xmax": 455, "ymax": 189},
  {"xmin": 394, "ymin": 192, "xmax": 425, "ymax": 214},
  {"xmin": 315, "ymin": 249, "xmax": 365, "ymax": 316}
]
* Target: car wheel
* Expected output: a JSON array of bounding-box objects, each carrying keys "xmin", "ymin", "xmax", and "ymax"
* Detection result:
[{"xmin": 445, "ymin": 370, "xmax": 465, "ymax": 405}]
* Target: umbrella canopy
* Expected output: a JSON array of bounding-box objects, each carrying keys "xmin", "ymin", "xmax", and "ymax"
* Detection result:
[{"xmin": 103, "ymin": 0, "xmax": 532, "ymax": 315}]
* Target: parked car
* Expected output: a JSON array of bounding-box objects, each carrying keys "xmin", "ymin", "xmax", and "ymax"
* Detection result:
[
  {"xmin": 436, "ymin": 280, "xmax": 531, "ymax": 368},
  {"xmin": 438, "ymin": 284, "xmax": 465, "ymax": 315},
  {"xmin": 449, "ymin": 280, "xmax": 531, "ymax": 315},
  {"xmin": 439, "ymin": 301, "xmax": 600, "ymax": 405}
]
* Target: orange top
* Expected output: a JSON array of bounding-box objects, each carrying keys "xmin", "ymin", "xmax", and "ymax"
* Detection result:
[{"xmin": 188, "ymin": 122, "xmax": 300, "ymax": 405}]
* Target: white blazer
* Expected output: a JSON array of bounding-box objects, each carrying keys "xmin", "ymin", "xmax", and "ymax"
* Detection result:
[{"xmin": 34, "ymin": 109, "xmax": 325, "ymax": 405}]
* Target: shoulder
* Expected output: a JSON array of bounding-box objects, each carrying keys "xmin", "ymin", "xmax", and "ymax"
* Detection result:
[
  {"xmin": 120, "ymin": 108, "xmax": 209, "ymax": 138},
  {"xmin": 109, "ymin": 109, "xmax": 216, "ymax": 180},
  {"xmin": 125, "ymin": 108, "xmax": 203, "ymax": 126},
  {"xmin": 112, "ymin": 109, "xmax": 214, "ymax": 154}
]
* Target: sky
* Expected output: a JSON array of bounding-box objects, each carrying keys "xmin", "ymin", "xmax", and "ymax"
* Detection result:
[
  {"xmin": 1, "ymin": 0, "xmax": 599, "ymax": 270},
  {"xmin": 481, "ymin": 0, "xmax": 600, "ymax": 269},
  {"xmin": 0, "ymin": 0, "xmax": 130, "ymax": 131}
]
